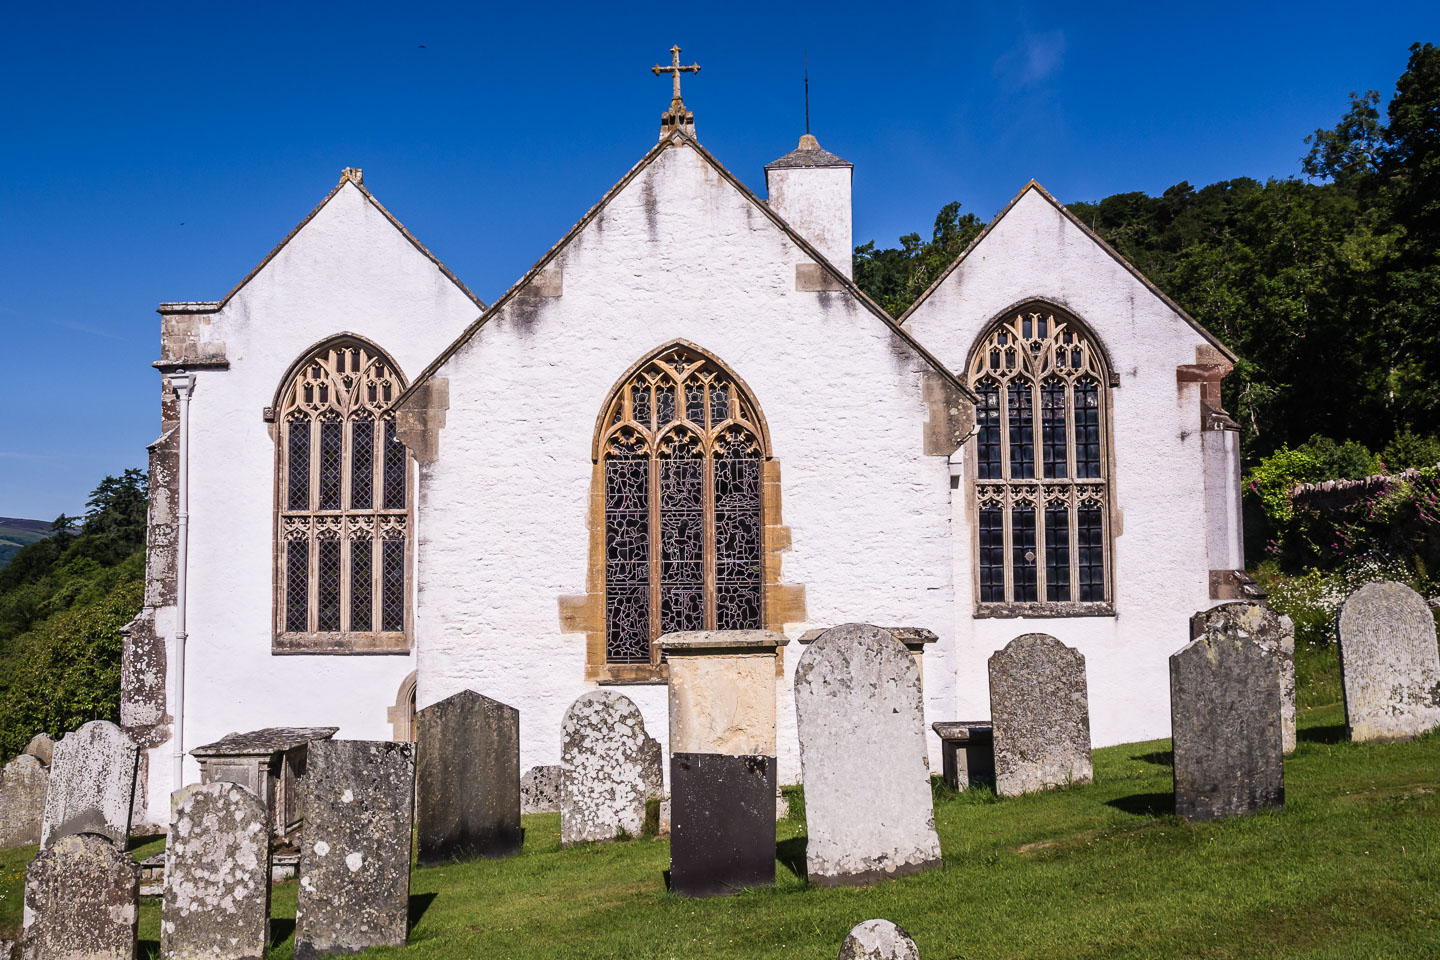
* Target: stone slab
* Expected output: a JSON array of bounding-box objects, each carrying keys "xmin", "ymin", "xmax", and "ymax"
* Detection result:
[
  {"xmin": 520, "ymin": 765, "xmax": 561, "ymax": 815},
  {"xmin": 931, "ymin": 722, "xmax": 994, "ymax": 791},
  {"xmin": 1171, "ymin": 624, "xmax": 1284, "ymax": 821},
  {"xmin": 662, "ymin": 639, "xmax": 782, "ymax": 758},
  {"xmin": 162, "ymin": 782, "xmax": 271, "ymax": 960},
  {"xmin": 1192, "ymin": 602, "xmax": 1297, "ymax": 753},
  {"xmin": 40, "ymin": 720, "xmax": 137, "ymax": 850},
  {"xmin": 988, "ymin": 634, "xmax": 1093, "ymax": 797},
  {"xmin": 294, "ymin": 740, "xmax": 414, "ymax": 960},
  {"xmin": 838, "ymin": 919, "xmax": 921, "ymax": 960},
  {"xmin": 21, "ymin": 833, "xmax": 139, "ymax": 960},
  {"xmin": 0, "ymin": 756, "xmax": 47, "ymax": 849},
  {"xmin": 191, "ymin": 727, "xmax": 338, "ymax": 758},
  {"xmin": 415, "ymin": 689, "xmax": 521, "ymax": 864},
  {"xmin": 561, "ymin": 692, "xmax": 663, "ymax": 845},
  {"xmin": 669, "ymin": 752, "xmax": 775, "ymax": 897},
  {"xmin": 794, "ymin": 624, "xmax": 941, "ymax": 886},
  {"xmin": 21, "ymin": 736, "xmax": 53, "ymax": 768},
  {"xmin": 1338, "ymin": 581, "xmax": 1440, "ymax": 743}
]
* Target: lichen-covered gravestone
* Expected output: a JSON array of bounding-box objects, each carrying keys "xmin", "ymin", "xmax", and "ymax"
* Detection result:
[
  {"xmin": 0, "ymin": 756, "xmax": 48, "ymax": 848},
  {"xmin": 1171, "ymin": 623, "xmax": 1284, "ymax": 821},
  {"xmin": 1192, "ymin": 602, "xmax": 1297, "ymax": 754},
  {"xmin": 21, "ymin": 734, "xmax": 53, "ymax": 767},
  {"xmin": 838, "ymin": 919, "xmax": 921, "ymax": 960},
  {"xmin": 162, "ymin": 782, "xmax": 271, "ymax": 960},
  {"xmin": 521, "ymin": 765, "xmax": 562, "ymax": 814},
  {"xmin": 40, "ymin": 720, "xmax": 137, "ymax": 850},
  {"xmin": 1338, "ymin": 581, "xmax": 1440, "ymax": 743},
  {"xmin": 21, "ymin": 832, "xmax": 139, "ymax": 960},
  {"xmin": 294, "ymin": 740, "xmax": 414, "ymax": 960},
  {"xmin": 794, "ymin": 624, "xmax": 941, "ymax": 885},
  {"xmin": 988, "ymin": 634, "xmax": 1093, "ymax": 797},
  {"xmin": 561, "ymin": 692, "xmax": 663, "ymax": 845},
  {"xmin": 415, "ymin": 689, "xmax": 521, "ymax": 864}
]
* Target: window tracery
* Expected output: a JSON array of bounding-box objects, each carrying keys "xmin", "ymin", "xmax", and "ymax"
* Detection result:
[
  {"xmin": 967, "ymin": 306, "xmax": 1114, "ymax": 613},
  {"xmin": 598, "ymin": 347, "xmax": 765, "ymax": 664},
  {"xmin": 275, "ymin": 339, "xmax": 411, "ymax": 646}
]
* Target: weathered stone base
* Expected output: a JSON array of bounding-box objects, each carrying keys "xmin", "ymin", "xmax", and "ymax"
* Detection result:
[
  {"xmin": 809, "ymin": 856, "xmax": 942, "ymax": 888},
  {"xmin": 669, "ymin": 753, "xmax": 775, "ymax": 898}
]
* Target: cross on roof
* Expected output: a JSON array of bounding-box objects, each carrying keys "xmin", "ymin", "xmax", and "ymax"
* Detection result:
[{"xmin": 652, "ymin": 44, "xmax": 700, "ymax": 109}]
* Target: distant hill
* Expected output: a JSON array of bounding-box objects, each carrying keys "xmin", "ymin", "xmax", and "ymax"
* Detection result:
[{"xmin": 0, "ymin": 518, "xmax": 60, "ymax": 570}]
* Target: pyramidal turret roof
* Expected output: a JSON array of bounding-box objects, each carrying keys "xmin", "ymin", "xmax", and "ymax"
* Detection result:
[{"xmin": 765, "ymin": 133, "xmax": 852, "ymax": 170}]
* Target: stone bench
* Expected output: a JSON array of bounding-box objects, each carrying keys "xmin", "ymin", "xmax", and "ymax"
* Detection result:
[{"xmin": 931, "ymin": 721, "xmax": 994, "ymax": 791}]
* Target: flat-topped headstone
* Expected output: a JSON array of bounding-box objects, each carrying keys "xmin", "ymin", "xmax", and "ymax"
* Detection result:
[
  {"xmin": 838, "ymin": 919, "xmax": 921, "ymax": 960},
  {"xmin": 294, "ymin": 740, "xmax": 414, "ymax": 960},
  {"xmin": 21, "ymin": 832, "xmax": 139, "ymax": 960},
  {"xmin": 416, "ymin": 689, "xmax": 521, "ymax": 864},
  {"xmin": 1338, "ymin": 581, "xmax": 1440, "ymax": 743},
  {"xmin": 1192, "ymin": 602, "xmax": 1297, "ymax": 753},
  {"xmin": 162, "ymin": 782, "xmax": 271, "ymax": 960},
  {"xmin": 795, "ymin": 624, "xmax": 941, "ymax": 886},
  {"xmin": 988, "ymin": 634, "xmax": 1092, "ymax": 797},
  {"xmin": 1171, "ymin": 623, "xmax": 1284, "ymax": 820},
  {"xmin": 40, "ymin": 720, "xmax": 137, "ymax": 850},
  {"xmin": 561, "ymin": 692, "xmax": 663, "ymax": 845},
  {"xmin": 0, "ymin": 756, "xmax": 48, "ymax": 848},
  {"xmin": 521, "ymin": 765, "xmax": 562, "ymax": 814},
  {"xmin": 21, "ymin": 735, "xmax": 53, "ymax": 767},
  {"xmin": 930, "ymin": 721, "xmax": 994, "ymax": 791}
]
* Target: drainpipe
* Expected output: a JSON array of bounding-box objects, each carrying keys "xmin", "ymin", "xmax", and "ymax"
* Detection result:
[{"xmin": 166, "ymin": 371, "xmax": 196, "ymax": 791}]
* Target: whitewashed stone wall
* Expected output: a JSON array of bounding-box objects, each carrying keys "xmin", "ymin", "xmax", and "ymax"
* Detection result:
[
  {"xmin": 413, "ymin": 141, "xmax": 958, "ymax": 785},
  {"xmin": 139, "ymin": 179, "xmax": 480, "ymax": 827},
  {"xmin": 904, "ymin": 185, "xmax": 1230, "ymax": 747},
  {"xmin": 765, "ymin": 162, "xmax": 853, "ymax": 278}
]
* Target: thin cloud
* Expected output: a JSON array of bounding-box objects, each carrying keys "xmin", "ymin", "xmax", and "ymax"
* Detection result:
[
  {"xmin": 46, "ymin": 317, "xmax": 128, "ymax": 341},
  {"xmin": 994, "ymin": 30, "xmax": 1067, "ymax": 88}
]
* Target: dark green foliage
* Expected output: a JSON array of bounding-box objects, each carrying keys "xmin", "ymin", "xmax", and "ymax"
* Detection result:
[
  {"xmin": 854, "ymin": 201, "xmax": 985, "ymax": 316},
  {"xmin": 1382, "ymin": 430, "xmax": 1440, "ymax": 471}
]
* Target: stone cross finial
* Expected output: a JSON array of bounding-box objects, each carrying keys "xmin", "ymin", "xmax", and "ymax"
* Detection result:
[{"xmin": 652, "ymin": 44, "xmax": 700, "ymax": 109}]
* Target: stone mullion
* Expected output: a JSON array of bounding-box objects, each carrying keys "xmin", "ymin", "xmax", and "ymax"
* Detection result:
[
  {"xmin": 647, "ymin": 452, "xmax": 662, "ymax": 667},
  {"xmin": 701, "ymin": 448, "xmax": 716, "ymax": 632}
]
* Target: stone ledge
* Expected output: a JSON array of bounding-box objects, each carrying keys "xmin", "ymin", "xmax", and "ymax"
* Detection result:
[{"xmin": 657, "ymin": 630, "xmax": 789, "ymax": 654}]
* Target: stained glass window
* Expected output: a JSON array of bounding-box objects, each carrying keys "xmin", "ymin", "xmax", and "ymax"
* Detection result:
[
  {"xmin": 599, "ymin": 348, "xmax": 766, "ymax": 664},
  {"xmin": 967, "ymin": 306, "xmax": 1112, "ymax": 610},
  {"xmin": 276, "ymin": 339, "xmax": 411, "ymax": 640}
]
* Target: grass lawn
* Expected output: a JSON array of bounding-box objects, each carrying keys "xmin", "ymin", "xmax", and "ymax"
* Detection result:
[{"xmin": 2, "ymin": 646, "xmax": 1437, "ymax": 958}]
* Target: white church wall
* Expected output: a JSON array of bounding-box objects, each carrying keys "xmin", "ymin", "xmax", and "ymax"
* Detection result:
[
  {"xmin": 412, "ymin": 141, "xmax": 958, "ymax": 785},
  {"xmin": 904, "ymin": 186, "xmax": 1222, "ymax": 748},
  {"xmin": 765, "ymin": 162, "xmax": 853, "ymax": 278},
  {"xmin": 138, "ymin": 180, "xmax": 480, "ymax": 826}
]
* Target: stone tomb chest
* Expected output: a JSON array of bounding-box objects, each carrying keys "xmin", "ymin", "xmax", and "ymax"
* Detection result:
[{"xmin": 190, "ymin": 727, "xmax": 337, "ymax": 844}]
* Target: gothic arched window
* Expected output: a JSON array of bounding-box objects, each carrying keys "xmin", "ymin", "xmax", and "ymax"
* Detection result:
[
  {"xmin": 597, "ymin": 346, "xmax": 767, "ymax": 664},
  {"xmin": 274, "ymin": 338, "xmax": 411, "ymax": 650},
  {"xmin": 967, "ymin": 306, "xmax": 1114, "ymax": 614}
]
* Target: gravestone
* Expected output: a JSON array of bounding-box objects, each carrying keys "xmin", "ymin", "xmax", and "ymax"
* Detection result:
[
  {"xmin": 521, "ymin": 765, "xmax": 562, "ymax": 815},
  {"xmin": 0, "ymin": 756, "xmax": 48, "ymax": 848},
  {"xmin": 1191, "ymin": 602, "xmax": 1297, "ymax": 754},
  {"xmin": 294, "ymin": 740, "xmax": 414, "ymax": 960},
  {"xmin": 162, "ymin": 782, "xmax": 271, "ymax": 960},
  {"xmin": 794, "ymin": 624, "xmax": 941, "ymax": 886},
  {"xmin": 21, "ymin": 833, "xmax": 139, "ymax": 960},
  {"xmin": 21, "ymin": 735, "xmax": 53, "ymax": 767},
  {"xmin": 1338, "ymin": 581, "xmax": 1440, "ymax": 743},
  {"xmin": 560, "ymin": 692, "xmax": 663, "ymax": 845},
  {"xmin": 988, "ymin": 634, "xmax": 1093, "ymax": 797},
  {"xmin": 40, "ymin": 720, "xmax": 137, "ymax": 850},
  {"xmin": 838, "ymin": 920, "xmax": 921, "ymax": 960},
  {"xmin": 415, "ymin": 690, "xmax": 521, "ymax": 864},
  {"xmin": 1171, "ymin": 623, "xmax": 1284, "ymax": 820},
  {"xmin": 930, "ymin": 722, "xmax": 994, "ymax": 791},
  {"xmin": 658, "ymin": 630, "xmax": 787, "ymax": 897}
]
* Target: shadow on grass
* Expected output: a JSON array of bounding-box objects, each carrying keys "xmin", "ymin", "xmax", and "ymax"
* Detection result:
[
  {"xmin": 1131, "ymin": 749, "xmax": 1173, "ymax": 767},
  {"xmin": 139, "ymin": 940, "xmax": 159, "ymax": 960},
  {"xmin": 776, "ymin": 836, "xmax": 807, "ymax": 882},
  {"xmin": 1299, "ymin": 723, "xmax": 1348, "ymax": 745},
  {"xmin": 271, "ymin": 917, "xmax": 295, "ymax": 946},
  {"xmin": 409, "ymin": 891, "xmax": 438, "ymax": 933},
  {"xmin": 1106, "ymin": 792, "xmax": 1174, "ymax": 817}
]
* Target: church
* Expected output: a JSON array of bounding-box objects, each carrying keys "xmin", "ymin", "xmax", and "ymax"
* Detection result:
[{"xmin": 121, "ymin": 49, "xmax": 1246, "ymax": 830}]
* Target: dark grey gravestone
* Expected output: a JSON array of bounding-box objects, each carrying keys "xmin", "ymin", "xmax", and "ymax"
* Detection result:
[
  {"xmin": 415, "ymin": 689, "xmax": 521, "ymax": 864},
  {"xmin": 669, "ymin": 753, "xmax": 775, "ymax": 898},
  {"xmin": 1338, "ymin": 581, "xmax": 1440, "ymax": 743},
  {"xmin": 988, "ymin": 634, "xmax": 1092, "ymax": 797},
  {"xmin": 1192, "ymin": 602, "xmax": 1297, "ymax": 754},
  {"xmin": 0, "ymin": 756, "xmax": 47, "ymax": 848},
  {"xmin": 163, "ymin": 782, "xmax": 271, "ymax": 960},
  {"xmin": 21, "ymin": 833, "xmax": 138, "ymax": 960},
  {"xmin": 838, "ymin": 919, "xmax": 921, "ymax": 960},
  {"xmin": 561, "ymin": 691, "xmax": 663, "ymax": 845},
  {"xmin": 521, "ymin": 765, "xmax": 562, "ymax": 815},
  {"xmin": 294, "ymin": 740, "xmax": 414, "ymax": 960},
  {"xmin": 1171, "ymin": 624, "xmax": 1284, "ymax": 821},
  {"xmin": 39, "ymin": 720, "xmax": 137, "ymax": 851}
]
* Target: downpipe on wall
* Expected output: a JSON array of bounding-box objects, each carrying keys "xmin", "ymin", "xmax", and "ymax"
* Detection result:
[{"xmin": 166, "ymin": 371, "xmax": 196, "ymax": 791}]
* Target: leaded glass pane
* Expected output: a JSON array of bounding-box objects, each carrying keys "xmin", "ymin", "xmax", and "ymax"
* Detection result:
[
  {"xmin": 655, "ymin": 383, "xmax": 676, "ymax": 425},
  {"xmin": 605, "ymin": 457, "xmax": 651, "ymax": 663},
  {"xmin": 1011, "ymin": 507, "xmax": 1038, "ymax": 602},
  {"xmin": 1041, "ymin": 379, "xmax": 1068, "ymax": 479},
  {"xmin": 685, "ymin": 380, "xmax": 705, "ymax": 425},
  {"xmin": 350, "ymin": 537, "xmax": 372, "ymax": 632},
  {"xmin": 1075, "ymin": 378, "xmax": 1101, "ymax": 479},
  {"xmin": 318, "ymin": 419, "xmax": 343, "ymax": 511},
  {"xmin": 1045, "ymin": 506, "xmax": 1071, "ymax": 602},
  {"xmin": 351, "ymin": 417, "xmax": 374, "ymax": 511},
  {"xmin": 979, "ymin": 508, "xmax": 1005, "ymax": 602},
  {"xmin": 710, "ymin": 382, "xmax": 729, "ymax": 424},
  {"xmin": 659, "ymin": 456, "xmax": 705, "ymax": 634},
  {"xmin": 715, "ymin": 457, "xmax": 762, "ymax": 630},
  {"xmin": 977, "ymin": 381, "xmax": 1002, "ymax": 480},
  {"xmin": 1077, "ymin": 507, "xmax": 1105, "ymax": 601},
  {"xmin": 285, "ymin": 539, "xmax": 308, "ymax": 632},
  {"xmin": 317, "ymin": 539, "xmax": 341, "ymax": 631},
  {"xmin": 1007, "ymin": 381, "xmax": 1035, "ymax": 480},
  {"xmin": 383, "ymin": 419, "xmax": 406, "ymax": 510},
  {"xmin": 381, "ymin": 538, "xmax": 405, "ymax": 631},
  {"xmin": 287, "ymin": 421, "xmax": 310, "ymax": 511},
  {"xmin": 631, "ymin": 384, "xmax": 651, "ymax": 426}
]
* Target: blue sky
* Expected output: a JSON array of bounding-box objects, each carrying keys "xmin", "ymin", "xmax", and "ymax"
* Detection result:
[{"xmin": 2, "ymin": 1, "xmax": 1437, "ymax": 520}]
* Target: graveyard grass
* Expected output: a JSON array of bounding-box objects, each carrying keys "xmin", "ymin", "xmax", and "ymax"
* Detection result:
[{"xmin": 1, "ymin": 642, "xmax": 1437, "ymax": 958}]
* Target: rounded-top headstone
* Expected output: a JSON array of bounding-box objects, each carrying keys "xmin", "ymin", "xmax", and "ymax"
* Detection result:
[
  {"xmin": 988, "ymin": 633, "xmax": 1093, "ymax": 798},
  {"xmin": 560, "ymin": 691, "xmax": 663, "ymax": 845},
  {"xmin": 521, "ymin": 765, "xmax": 562, "ymax": 815},
  {"xmin": 1338, "ymin": 581, "xmax": 1440, "ymax": 743},
  {"xmin": 838, "ymin": 919, "xmax": 921, "ymax": 960},
  {"xmin": 22, "ymin": 832, "xmax": 139, "ymax": 960},
  {"xmin": 21, "ymin": 734, "xmax": 53, "ymax": 767},
  {"xmin": 40, "ymin": 720, "xmax": 138, "ymax": 850},
  {"xmin": 0, "ymin": 755, "xmax": 48, "ymax": 849},
  {"xmin": 1194, "ymin": 602, "xmax": 1297, "ymax": 754}
]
